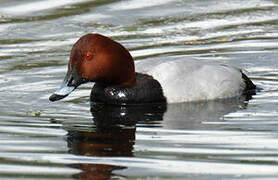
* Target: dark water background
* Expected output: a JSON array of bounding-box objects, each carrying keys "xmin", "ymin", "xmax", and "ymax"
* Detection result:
[{"xmin": 0, "ymin": 0, "xmax": 278, "ymax": 179}]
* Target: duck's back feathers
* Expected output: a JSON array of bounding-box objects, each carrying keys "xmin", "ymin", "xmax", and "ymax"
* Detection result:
[{"xmin": 136, "ymin": 58, "xmax": 254, "ymax": 103}]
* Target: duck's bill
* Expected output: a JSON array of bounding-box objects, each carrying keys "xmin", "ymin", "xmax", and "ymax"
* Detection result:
[
  {"xmin": 49, "ymin": 83, "xmax": 75, "ymax": 102},
  {"xmin": 49, "ymin": 65, "xmax": 87, "ymax": 102}
]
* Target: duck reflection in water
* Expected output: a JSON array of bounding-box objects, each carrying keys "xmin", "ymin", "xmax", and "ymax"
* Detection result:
[
  {"xmin": 67, "ymin": 103, "xmax": 166, "ymax": 180},
  {"xmin": 66, "ymin": 95, "xmax": 251, "ymax": 180}
]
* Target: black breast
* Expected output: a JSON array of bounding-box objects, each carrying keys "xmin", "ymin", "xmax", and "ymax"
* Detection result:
[{"xmin": 90, "ymin": 73, "xmax": 166, "ymax": 105}]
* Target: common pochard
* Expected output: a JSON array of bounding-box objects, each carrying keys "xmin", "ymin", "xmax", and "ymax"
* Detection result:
[{"xmin": 49, "ymin": 33, "xmax": 256, "ymax": 104}]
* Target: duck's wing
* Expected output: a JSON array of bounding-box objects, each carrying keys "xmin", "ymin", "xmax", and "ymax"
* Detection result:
[{"xmin": 135, "ymin": 58, "xmax": 245, "ymax": 103}]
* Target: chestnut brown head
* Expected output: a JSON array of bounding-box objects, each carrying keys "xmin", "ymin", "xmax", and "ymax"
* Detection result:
[{"xmin": 49, "ymin": 34, "xmax": 136, "ymax": 102}]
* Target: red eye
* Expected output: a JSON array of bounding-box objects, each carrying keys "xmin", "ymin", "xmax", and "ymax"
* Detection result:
[{"xmin": 85, "ymin": 52, "xmax": 93, "ymax": 61}]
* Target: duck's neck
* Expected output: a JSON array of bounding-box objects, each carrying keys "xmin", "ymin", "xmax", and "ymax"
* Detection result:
[
  {"xmin": 95, "ymin": 71, "xmax": 136, "ymax": 88},
  {"xmin": 118, "ymin": 72, "xmax": 136, "ymax": 87}
]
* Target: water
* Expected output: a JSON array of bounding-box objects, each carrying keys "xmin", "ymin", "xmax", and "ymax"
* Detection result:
[{"xmin": 0, "ymin": 0, "xmax": 278, "ymax": 179}]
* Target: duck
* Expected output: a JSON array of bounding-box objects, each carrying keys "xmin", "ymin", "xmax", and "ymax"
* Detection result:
[{"xmin": 49, "ymin": 33, "xmax": 256, "ymax": 104}]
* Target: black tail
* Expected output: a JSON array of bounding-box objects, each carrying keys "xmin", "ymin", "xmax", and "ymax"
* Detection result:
[{"xmin": 242, "ymin": 72, "xmax": 256, "ymax": 96}]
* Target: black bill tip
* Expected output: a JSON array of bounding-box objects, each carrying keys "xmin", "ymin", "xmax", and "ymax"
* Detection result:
[{"xmin": 49, "ymin": 93, "xmax": 68, "ymax": 102}]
